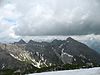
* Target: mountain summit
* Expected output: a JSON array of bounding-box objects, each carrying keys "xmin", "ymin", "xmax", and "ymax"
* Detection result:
[{"xmin": 14, "ymin": 39, "xmax": 26, "ymax": 44}]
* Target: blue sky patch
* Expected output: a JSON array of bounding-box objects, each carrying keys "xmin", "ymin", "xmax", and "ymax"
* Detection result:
[{"xmin": 3, "ymin": 18, "xmax": 16, "ymax": 25}]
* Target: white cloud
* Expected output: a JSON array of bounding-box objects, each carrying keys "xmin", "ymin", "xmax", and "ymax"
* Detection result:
[
  {"xmin": 0, "ymin": 0, "xmax": 100, "ymax": 42},
  {"xmin": 12, "ymin": 0, "xmax": 100, "ymax": 36},
  {"xmin": 0, "ymin": 3, "xmax": 21, "ymax": 42}
]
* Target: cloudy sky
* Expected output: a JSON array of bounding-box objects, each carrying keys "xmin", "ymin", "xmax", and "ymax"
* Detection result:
[{"xmin": 0, "ymin": 0, "xmax": 100, "ymax": 42}]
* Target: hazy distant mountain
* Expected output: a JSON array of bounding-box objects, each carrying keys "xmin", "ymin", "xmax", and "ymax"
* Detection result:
[{"xmin": 83, "ymin": 38, "xmax": 100, "ymax": 53}]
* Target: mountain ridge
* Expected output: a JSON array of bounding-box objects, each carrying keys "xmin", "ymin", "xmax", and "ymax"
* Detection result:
[{"xmin": 0, "ymin": 37, "xmax": 100, "ymax": 74}]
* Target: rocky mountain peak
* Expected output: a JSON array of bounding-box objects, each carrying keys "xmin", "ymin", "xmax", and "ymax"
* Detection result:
[
  {"xmin": 66, "ymin": 37, "xmax": 76, "ymax": 42},
  {"xmin": 28, "ymin": 40, "xmax": 35, "ymax": 44},
  {"xmin": 14, "ymin": 39, "xmax": 26, "ymax": 44},
  {"xmin": 28, "ymin": 40, "xmax": 39, "ymax": 45}
]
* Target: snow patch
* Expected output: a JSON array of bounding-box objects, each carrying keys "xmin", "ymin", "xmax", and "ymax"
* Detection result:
[{"xmin": 28, "ymin": 67, "xmax": 100, "ymax": 75}]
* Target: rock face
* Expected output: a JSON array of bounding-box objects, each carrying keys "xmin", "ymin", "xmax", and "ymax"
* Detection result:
[
  {"xmin": 0, "ymin": 46, "xmax": 32, "ymax": 70},
  {"xmin": 61, "ymin": 50, "xmax": 73, "ymax": 64},
  {"xmin": 50, "ymin": 37, "xmax": 100, "ymax": 64},
  {"xmin": 0, "ymin": 37, "xmax": 100, "ymax": 70},
  {"xmin": 64, "ymin": 37, "xmax": 100, "ymax": 64}
]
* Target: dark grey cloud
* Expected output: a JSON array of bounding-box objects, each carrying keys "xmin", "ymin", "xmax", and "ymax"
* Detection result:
[
  {"xmin": 0, "ymin": 0, "xmax": 3, "ymax": 6},
  {"xmin": 0, "ymin": 0, "xmax": 8, "ymax": 6},
  {"xmin": 5, "ymin": 0, "xmax": 100, "ymax": 36}
]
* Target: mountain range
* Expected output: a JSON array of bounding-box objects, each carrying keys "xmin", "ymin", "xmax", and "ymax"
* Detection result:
[{"xmin": 0, "ymin": 37, "xmax": 100, "ymax": 74}]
